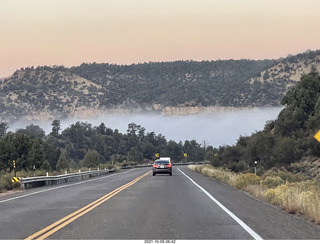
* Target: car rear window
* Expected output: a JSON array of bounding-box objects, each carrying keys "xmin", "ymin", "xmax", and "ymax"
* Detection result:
[{"xmin": 155, "ymin": 160, "xmax": 170, "ymax": 165}]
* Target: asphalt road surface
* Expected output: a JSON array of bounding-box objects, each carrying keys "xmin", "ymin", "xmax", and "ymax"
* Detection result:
[{"xmin": 1, "ymin": 166, "xmax": 320, "ymax": 240}]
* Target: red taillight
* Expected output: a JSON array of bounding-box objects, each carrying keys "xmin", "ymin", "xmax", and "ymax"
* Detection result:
[
  {"xmin": 153, "ymin": 164, "xmax": 159, "ymax": 168},
  {"xmin": 167, "ymin": 163, "xmax": 172, "ymax": 168}
]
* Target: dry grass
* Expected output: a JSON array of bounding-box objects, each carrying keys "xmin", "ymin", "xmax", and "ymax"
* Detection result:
[
  {"xmin": 265, "ymin": 181, "xmax": 320, "ymax": 223},
  {"xmin": 188, "ymin": 164, "xmax": 320, "ymax": 225},
  {"xmin": 244, "ymin": 185, "xmax": 267, "ymax": 202},
  {"xmin": 188, "ymin": 164, "xmax": 240, "ymax": 187}
]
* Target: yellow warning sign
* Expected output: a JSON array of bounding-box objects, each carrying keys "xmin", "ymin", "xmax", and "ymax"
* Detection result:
[
  {"xmin": 11, "ymin": 177, "xmax": 21, "ymax": 183},
  {"xmin": 314, "ymin": 130, "xmax": 320, "ymax": 143}
]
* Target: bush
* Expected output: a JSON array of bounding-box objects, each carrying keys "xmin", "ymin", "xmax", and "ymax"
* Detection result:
[
  {"xmin": 261, "ymin": 176, "xmax": 285, "ymax": 188},
  {"xmin": 261, "ymin": 167, "xmax": 304, "ymax": 182},
  {"xmin": 82, "ymin": 150, "xmax": 100, "ymax": 168},
  {"xmin": 264, "ymin": 187, "xmax": 280, "ymax": 205},
  {"xmin": 236, "ymin": 173, "xmax": 260, "ymax": 189},
  {"xmin": 0, "ymin": 175, "xmax": 13, "ymax": 192}
]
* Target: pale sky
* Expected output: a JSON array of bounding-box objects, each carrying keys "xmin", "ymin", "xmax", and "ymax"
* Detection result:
[{"xmin": 1, "ymin": 0, "xmax": 320, "ymax": 78}]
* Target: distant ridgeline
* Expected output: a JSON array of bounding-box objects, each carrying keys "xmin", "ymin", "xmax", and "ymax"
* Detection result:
[{"xmin": 1, "ymin": 50, "xmax": 320, "ymax": 121}]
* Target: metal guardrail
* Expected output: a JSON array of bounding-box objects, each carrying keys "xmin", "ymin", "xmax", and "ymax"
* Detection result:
[
  {"xmin": 20, "ymin": 161, "xmax": 208, "ymax": 190},
  {"xmin": 20, "ymin": 168, "xmax": 115, "ymax": 190}
]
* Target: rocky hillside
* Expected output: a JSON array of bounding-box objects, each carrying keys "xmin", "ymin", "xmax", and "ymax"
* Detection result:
[
  {"xmin": 1, "ymin": 50, "xmax": 320, "ymax": 122},
  {"xmin": 249, "ymin": 50, "xmax": 320, "ymax": 85}
]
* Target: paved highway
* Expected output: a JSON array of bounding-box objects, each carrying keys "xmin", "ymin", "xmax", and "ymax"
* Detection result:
[{"xmin": 0, "ymin": 166, "xmax": 320, "ymax": 240}]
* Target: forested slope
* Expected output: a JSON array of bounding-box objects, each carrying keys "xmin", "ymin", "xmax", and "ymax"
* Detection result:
[
  {"xmin": 1, "ymin": 50, "xmax": 320, "ymax": 121},
  {"xmin": 210, "ymin": 72, "xmax": 320, "ymax": 177}
]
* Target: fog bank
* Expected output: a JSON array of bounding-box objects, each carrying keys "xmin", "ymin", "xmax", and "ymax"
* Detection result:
[{"xmin": 8, "ymin": 107, "xmax": 283, "ymax": 148}]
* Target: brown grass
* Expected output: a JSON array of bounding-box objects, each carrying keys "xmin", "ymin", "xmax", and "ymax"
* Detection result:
[{"xmin": 188, "ymin": 164, "xmax": 320, "ymax": 224}]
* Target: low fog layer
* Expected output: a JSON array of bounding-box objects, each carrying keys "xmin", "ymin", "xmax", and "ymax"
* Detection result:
[{"xmin": 8, "ymin": 107, "xmax": 283, "ymax": 148}]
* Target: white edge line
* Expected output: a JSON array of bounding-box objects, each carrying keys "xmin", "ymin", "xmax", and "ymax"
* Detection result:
[
  {"xmin": 0, "ymin": 168, "xmax": 138, "ymax": 204},
  {"xmin": 178, "ymin": 167, "xmax": 263, "ymax": 240}
]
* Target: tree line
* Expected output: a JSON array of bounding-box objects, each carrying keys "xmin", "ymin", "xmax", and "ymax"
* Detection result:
[{"xmin": 0, "ymin": 120, "xmax": 208, "ymax": 175}]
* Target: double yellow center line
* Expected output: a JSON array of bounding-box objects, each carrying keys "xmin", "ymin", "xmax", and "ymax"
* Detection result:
[{"xmin": 25, "ymin": 170, "xmax": 150, "ymax": 240}]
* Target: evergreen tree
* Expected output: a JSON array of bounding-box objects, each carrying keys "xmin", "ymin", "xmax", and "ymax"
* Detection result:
[
  {"xmin": 82, "ymin": 150, "xmax": 100, "ymax": 168},
  {"xmin": 127, "ymin": 147, "xmax": 143, "ymax": 163},
  {"xmin": 27, "ymin": 138, "xmax": 45, "ymax": 170},
  {"xmin": 51, "ymin": 120, "xmax": 61, "ymax": 137},
  {"xmin": 56, "ymin": 150, "xmax": 69, "ymax": 172}
]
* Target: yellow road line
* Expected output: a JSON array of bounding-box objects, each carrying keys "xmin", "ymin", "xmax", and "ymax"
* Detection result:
[
  {"xmin": 25, "ymin": 185, "xmax": 126, "ymax": 240},
  {"xmin": 25, "ymin": 170, "xmax": 150, "ymax": 240}
]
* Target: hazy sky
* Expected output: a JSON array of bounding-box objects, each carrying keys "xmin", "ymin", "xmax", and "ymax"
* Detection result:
[{"xmin": 1, "ymin": 0, "xmax": 320, "ymax": 77}]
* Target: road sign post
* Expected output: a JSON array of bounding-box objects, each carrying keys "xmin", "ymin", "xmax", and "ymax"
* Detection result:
[{"xmin": 13, "ymin": 160, "xmax": 16, "ymax": 177}]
